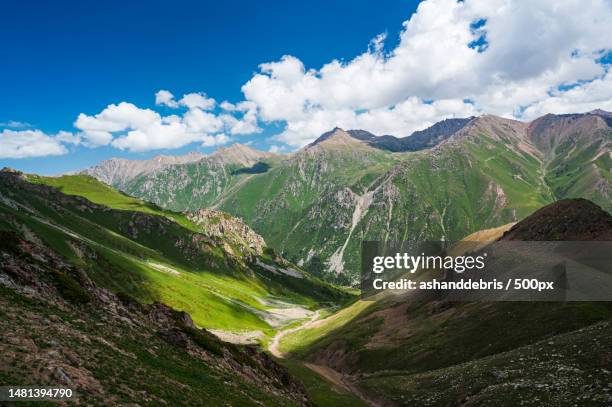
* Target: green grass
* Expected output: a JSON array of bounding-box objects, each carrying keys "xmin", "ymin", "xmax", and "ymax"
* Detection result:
[
  {"xmin": 29, "ymin": 174, "xmax": 199, "ymax": 231},
  {"xmin": 1, "ymin": 174, "xmax": 351, "ymax": 336},
  {"xmin": 279, "ymin": 300, "xmax": 375, "ymax": 356},
  {"xmin": 281, "ymin": 360, "xmax": 368, "ymax": 407},
  {"xmin": 355, "ymin": 319, "xmax": 612, "ymax": 406}
]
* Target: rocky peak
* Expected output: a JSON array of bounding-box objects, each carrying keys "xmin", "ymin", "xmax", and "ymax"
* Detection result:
[
  {"xmin": 527, "ymin": 112, "xmax": 611, "ymax": 153},
  {"xmin": 440, "ymin": 114, "xmax": 528, "ymax": 147},
  {"xmin": 208, "ymin": 143, "xmax": 276, "ymax": 167},
  {"xmin": 1, "ymin": 167, "xmax": 22, "ymax": 175},
  {"xmin": 81, "ymin": 151, "xmax": 206, "ymax": 187},
  {"xmin": 152, "ymin": 151, "xmax": 205, "ymax": 165},
  {"xmin": 589, "ymin": 109, "xmax": 612, "ymax": 117},
  {"xmin": 302, "ymin": 127, "xmax": 370, "ymax": 153}
]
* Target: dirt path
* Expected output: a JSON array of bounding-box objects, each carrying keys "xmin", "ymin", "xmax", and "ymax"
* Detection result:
[
  {"xmin": 269, "ymin": 309, "xmax": 384, "ymax": 407},
  {"xmin": 303, "ymin": 363, "xmax": 384, "ymax": 407},
  {"xmin": 268, "ymin": 310, "xmax": 320, "ymax": 358}
]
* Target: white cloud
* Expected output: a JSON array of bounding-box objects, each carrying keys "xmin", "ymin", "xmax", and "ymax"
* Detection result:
[
  {"xmin": 522, "ymin": 71, "xmax": 612, "ymax": 119},
  {"xmin": 156, "ymin": 90, "xmax": 217, "ymax": 111},
  {"xmin": 268, "ymin": 144, "xmax": 287, "ymax": 153},
  {"xmin": 73, "ymin": 96, "xmax": 246, "ymax": 152},
  {"xmin": 155, "ymin": 90, "xmax": 179, "ymax": 108},
  {"xmin": 179, "ymin": 92, "xmax": 216, "ymax": 110},
  {"xmin": 0, "ymin": 129, "xmax": 70, "ymax": 159},
  {"xmin": 220, "ymin": 101, "xmax": 236, "ymax": 111},
  {"xmin": 202, "ymin": 133, "xmax": 231, "ymax": 147},
  {"xmin": 241, "ymin": 0, "xmax": 612, "ymax": 146},
  {"xmin": 273, "ymin": 98, "xmax": 479, "ymax": 146},
  {"xmin": 219, "ymin": 101, "xmax": 262, "ymax": 135},
  {"xmin": 55, "ymin": 130, "xmax": 81, "ymax": 145},
  {"xmin": 183, "ymin": 108, "xmax": 224, "ymax": 133},
  {"xmin": 75, "ymin": 102, "xmax": 160, "ymax": 147}
]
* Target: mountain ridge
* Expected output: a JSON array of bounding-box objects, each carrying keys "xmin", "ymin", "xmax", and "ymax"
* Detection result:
[{"xmin": 80, "ymin": 110, "xmax": 612, "ymax": 283}]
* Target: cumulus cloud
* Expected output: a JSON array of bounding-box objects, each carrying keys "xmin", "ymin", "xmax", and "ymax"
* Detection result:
[
  {"xmin": 72, "ymin": 93, "xmax": 259, "ymax": 152},
  {"xmin": 179, "ymin": 92, "xmax": 216, "ymax": 110},
  {"xmin": 0, "ymin": 129, "xmax": 70, "ymax": 159},
  {"xmin": 155, "ymin": 90, "xmax": 179, "ymax": 108},
  {"xmin": 74, "ymin": 102, "xmax": 160, "ymax": 147},
  {"xmin": 522, "ymin": 71, "xmax": 612, "ymax": 118},
  {"xmin": 241, "ymin": 0, "xmax": 612, "ymax": 146},
  {"xmin": 156, "ymin": 90, "xmax": 216, "ymax": 111}
]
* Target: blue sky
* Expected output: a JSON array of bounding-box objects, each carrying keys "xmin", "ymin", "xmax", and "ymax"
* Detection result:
[
  {"xmin": 1, "ymin": 0, "xmax": 611, "ymax": 175},
  {"xmin": 0, "ymin": 0, "xmax": 416, "ymax": 174}
]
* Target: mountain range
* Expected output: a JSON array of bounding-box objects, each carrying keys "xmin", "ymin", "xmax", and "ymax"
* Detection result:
[
  {"xmin": 82, "ymin": 110, "xmax": 612, "ymax": 284},
  {"xmin": 1, "ymin": 109, "xmax": 611, "ymax": 406}
]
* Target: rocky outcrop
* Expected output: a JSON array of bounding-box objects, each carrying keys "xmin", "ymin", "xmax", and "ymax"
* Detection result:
[{"xmin": 185, "ymin": 208, "xmax": 266, "ymax": 255}]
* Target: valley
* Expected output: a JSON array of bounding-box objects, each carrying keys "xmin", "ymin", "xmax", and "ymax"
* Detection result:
[{"xmin": 1, "ymin": 110, "xmax": 611, "ymax": 406}]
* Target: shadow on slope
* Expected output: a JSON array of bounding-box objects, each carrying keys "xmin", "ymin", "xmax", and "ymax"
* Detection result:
[{"xmin": 283, "ymin": 199, "xmax": 612, "ymax": 405}]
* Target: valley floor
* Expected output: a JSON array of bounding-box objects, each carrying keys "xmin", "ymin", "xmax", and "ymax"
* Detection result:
[{"xmin": 268, "ymin": 306, "xmax": 379, "ymax": 407}]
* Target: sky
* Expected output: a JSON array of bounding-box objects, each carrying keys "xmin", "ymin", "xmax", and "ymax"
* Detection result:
[{"xmin": 1, "ymin": 0, "xmax": 612, "ymax": 175}]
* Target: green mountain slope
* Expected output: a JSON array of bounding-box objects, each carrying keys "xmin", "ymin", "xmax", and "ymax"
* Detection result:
[
  {"xmin": 122, "ymin": 143, "xmax": 279, "ymax": 211},
  {"xmin": 0, "ymin": 229, "xmax": 310, "ymax": 406},
  {"xmin": 0, "ymin": 170, "xmax": 350, "ymax": 335},
  {"xmin": 87, "ymin": 111, "xmax": 612, "ymax": 284},
  {"xmin": 529, "ymin": 113, "xmax": 612, "ymax": 206},
  {"xmin": 277, "ymin": 199, "xmax": 612, "ymax": 406}
]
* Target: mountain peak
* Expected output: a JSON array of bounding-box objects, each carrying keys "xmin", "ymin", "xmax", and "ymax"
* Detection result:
[
  {"xmin": 304, "ymin": 127, "xmax": 368, "ymax": 151},
  {"xmin": 81, "ymin": 151, "xmax": 207, "ymax": 187},
  {"xmin": 152, "ymin": 151, "xmax": 206, "ymax": 165},
  {"xmin": 436, "ymin": 114, "xmax": 528, "ymax": 148},
  {"xmin": 213, "ymin": 143, "xmax": 257, "ymax": 154},
  {"xmin": 589, "ymin": 109, "xmax": 612, "ymax": 117},
  {"xmin": 209, "ymin": 143, "xmax": 275, "ymax": 166}
]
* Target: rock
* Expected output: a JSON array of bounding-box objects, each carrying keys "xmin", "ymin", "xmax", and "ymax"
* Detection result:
[
  {"xmin": 178, "ymin": 312, "xmax": 196, "ymax": 329},
  {"xmin": 490, "ymin": 368, "xmax": 508, "ymax": 380},
  {"xmin": 5, "ymin": 336, "xmax": 20, "ymax": 346},
  {"xmin": 157, "ymin": 328, "xmax": 189, "ymax": 348},
  {"xmin": 52, "ymin": 366, "xmax": 71, "ymax": 383}
]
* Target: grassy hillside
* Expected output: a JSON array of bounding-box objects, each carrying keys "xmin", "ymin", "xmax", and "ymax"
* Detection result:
[
  {"xmin": 29, "ymin": 174, "xmax": 199, "ymax": 230},
  {"xmin": 0, "ymin": 231, "xmax": 310, "ymax": 406},
  {"xmin": 1, "ymin": 171, "xmax": 350, "ymax": 336},
  {"xmin": 356, "ymin": 321, "xmax": 612, "ymax": 406}
]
